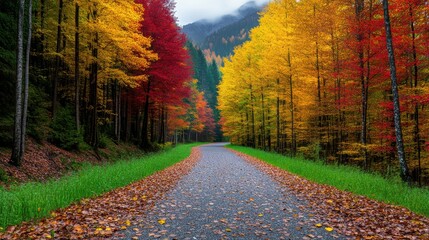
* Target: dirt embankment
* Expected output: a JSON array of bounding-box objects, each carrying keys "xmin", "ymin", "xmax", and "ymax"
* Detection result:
[{"xmin": 0, "ymin": 138, "xmax": 145, "ymax": 186}]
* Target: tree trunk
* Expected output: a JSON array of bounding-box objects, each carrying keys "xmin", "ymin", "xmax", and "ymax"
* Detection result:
[
  {"xmin": 52, "ymin": 0, "xmax": 63, "ymax": 119},
  {"xmin": 355, "ymin": 0, "xmax": 369, "ymax": 169},
  {"xmin": 20, "ymin": 0, "xmax": 32, "ymax": 160},
  {"xmin": 261, "ymin": 88, "xmax": 266, "ymax": 150},
  {"xmin": 276, "ymin": 78, "xmax": 281, "ymax": 152},
  {"xmin": 75, "ymin": 3, "xmax": 80, "ymax": 132},
  {"xmin": 87, "ymin": 8, "xmax": 99, "ymax": 148},
  {"xmin": 382, "ymin": 0, "xmax": 410, "ymax": 183},
  {"xmin": 11, "ymin": 0, "xmax": 26, "ymax": 166},
  {"xmin": 250, "ymin": 84, "xmax": 256, "ymax": 148},
  {"xmin": 409, "ymin": 3, "xmax": 421, "ymax": 185},
  {"xmin": 158, "ymin": 106, "xmax": 165, "ymax": 144},
  {"xmin": 288, "ymin": 49, "xmax": 296, "ymax": 156},
  {"xmin": 141, "ymin": 80, "xmax": 151, "ymax": 149}
]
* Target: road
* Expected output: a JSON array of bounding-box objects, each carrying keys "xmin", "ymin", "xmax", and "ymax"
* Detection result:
[{"xmin": 113, "ymin": 143, "xmax": 342, "ymax": 239}]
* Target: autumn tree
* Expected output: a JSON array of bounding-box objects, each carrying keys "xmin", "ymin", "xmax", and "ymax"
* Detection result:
[
  {"xmin": 219, "ymin": 0, "xmax": 429, "ymax": 184},
  {"xmin": 136, "ymin": 0, "xmax": 191, "ymax": 149}
]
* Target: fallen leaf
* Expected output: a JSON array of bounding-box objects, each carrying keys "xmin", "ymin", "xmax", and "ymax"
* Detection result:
[
  {"xmin": 315, "ymin": 223, "xmax": 322, "ymax": 228},
  {"xmin": 73, "ymin": 224, "xmax": 83, "ymax": 234},
  {"xmin": 126, "ymin": 220, "xmax": 131, "ymax": 226},
  {"xmin": 325, "ymin": 227, "xmax": 334, "ymax": 232},
  {"xmin": 158, "ymin": 219, "xmax": 166, "ymax": 225},
  {"xmin": 258, "ymin": 213, "xmax": 263, "ymax": 217},
  {"xmin": 226, "ymin": 228, "xmax": 232, "ymax": 232}
]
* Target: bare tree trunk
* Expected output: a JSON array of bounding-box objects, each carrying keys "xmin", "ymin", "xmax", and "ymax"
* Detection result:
[
  {"xmin": 250, "ymin": 84, "xmax": 256, "ymax": 148},
  {"xmin": 288, "ymin": 50, "xmax": 296, "ymax": 156},
  {"xmin": 52, "ymin": 0, "xmax": 63, "ymax": 119},
  {"xmin": 75, "ymin": 3, "xmax": 80, "ymax": 132},
  {"xmin": 382, "ymin": 0, "xmax": 410, "ymax": 183},
  {"xmin": 409, "ymin": 3, "xmax": 421, "ymax": 186},
  {"xmin": 20, "ymin": 0, "xmax": 32, "ymax": 159},
  {"xmin": 261, "ymin": 88, "xmax": 266, "ymax": 150},
  {"xmin": 141, "ymin": 80, "xmax": 151, "ymax": 149},
  {"xmin": 276, "ymin": 78, "xmax": 280, "ymax": 152},
  {"xmin": 11, "ymin": 0, "xmax": 26, "ymax": 166},
  {"xmin": 355, "ymin": 0, "xmax": 369, "ymax": 169}
]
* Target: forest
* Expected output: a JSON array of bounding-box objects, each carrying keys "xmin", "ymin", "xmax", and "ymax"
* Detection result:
[
  {"xmin": 218, "ymin": 0, "xmax": 429, "ymax": 185},
  {"xmin": 0, "ymin": 0, "xmax": 219, "ymax": 167}
]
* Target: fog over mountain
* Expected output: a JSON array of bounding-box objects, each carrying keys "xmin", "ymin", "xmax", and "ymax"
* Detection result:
[{"xmin": 182, "ymin": 1, "xmax": 265, "ymax": 46}]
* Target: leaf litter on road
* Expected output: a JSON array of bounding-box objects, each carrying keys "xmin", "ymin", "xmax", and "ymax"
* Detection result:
[{"xmin": 231, "ymin": 149, "xmax": 429, "ymax": 239}]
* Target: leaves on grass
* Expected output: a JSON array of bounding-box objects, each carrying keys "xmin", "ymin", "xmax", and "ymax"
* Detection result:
[
  {"xmin": 325, "ymin": 227, "xmax": 333, "ymax": 232},
  {"xmin": 0, "ymin": 148, "xmax": 201, "ymax": 239}
]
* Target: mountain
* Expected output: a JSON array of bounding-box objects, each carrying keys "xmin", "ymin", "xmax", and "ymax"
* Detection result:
[
  {"xmin": 201, "ymin": 10, "xmax": 260, "ymax": 58},
  {"xmin": 182, "ymin": 1, "xmax": 264, "ymax": 47}
]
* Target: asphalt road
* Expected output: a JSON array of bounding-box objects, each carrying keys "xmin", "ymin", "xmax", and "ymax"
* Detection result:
[{"xmin": 113, "ymin": 143, "xmax": 344, "ymax": 239}]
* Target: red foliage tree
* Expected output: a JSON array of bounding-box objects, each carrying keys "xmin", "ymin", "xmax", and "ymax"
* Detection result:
[{"xmin": 135, "ymin": 0, "xmax": 192, "ymax": 148}]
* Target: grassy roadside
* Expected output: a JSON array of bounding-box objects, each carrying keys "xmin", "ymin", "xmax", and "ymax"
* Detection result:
[
  {"xmin": 0, "ymin": 143, "xmax": 202, "ymax": 229},
  {"xmin": 228, "ymin": 145, "xmax": 429, "ymax": 217}
]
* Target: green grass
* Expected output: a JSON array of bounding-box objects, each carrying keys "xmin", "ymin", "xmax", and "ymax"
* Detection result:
[
  {"xmin": 0, "ymin": 143, "xmax": 202, "ymax": 229},
  {"xmin": 228, "ymin": 145, "xmax": 429, "ymax": 217}
]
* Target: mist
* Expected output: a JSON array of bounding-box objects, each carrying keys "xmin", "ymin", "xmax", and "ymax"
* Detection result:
[{"xmin": 175, "ymin": 0, "xmax": 270, "ymax": 26}]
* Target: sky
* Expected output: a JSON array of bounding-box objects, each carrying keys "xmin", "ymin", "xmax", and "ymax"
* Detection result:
[{"xmin": 174, "ymin": 0, "xmax": 270, "ymax": 26}]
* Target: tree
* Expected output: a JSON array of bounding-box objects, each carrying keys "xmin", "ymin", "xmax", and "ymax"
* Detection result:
[
  {"xmin": 382, "ymin": 0, "xmax": 410, "ymax": 183},
  {"xmin": 11, "ymin": 0, "xmax": 32, "ymax": 166},
  {"xmin": 136, "ymin": 0, "xmax": 191, "ymax": 149},
  {"xmin": 11, "ymin": 0, "xmax": 26, "ymax": 166}
]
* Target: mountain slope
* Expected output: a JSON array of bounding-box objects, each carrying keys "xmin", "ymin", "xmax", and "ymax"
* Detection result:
[
  {"xmin": 182, "ymin": 1, "xmax": 263, "ymax": 48},
  {"xmin": 201, "ymin": 10, "xmax": 260, "ymax": 58}
]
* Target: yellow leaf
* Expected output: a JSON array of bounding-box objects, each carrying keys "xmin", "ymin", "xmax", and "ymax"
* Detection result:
[
  {"xmin": 158, "ymin": 219, "xmax": 166, "ymax": 225},
  {"xmin": 258, "ymin": 213, "xmax": 263, "ymax": 217},
  {"xmin": 37, "ymin": 207, "xmax": 41, "ymax": 212},
  {"xmin": 105, "ymin": 227, "xmax": 112, "ymax": 231},
  {"xmin": 121, "ymin": 226, "xmax": 127, "ymax": 230},
  {"xmin": 96, "ymin": 227, "xmax": 103, "ymax": 231},
  {"xmin": 326, "ymin": 200, "xmax": 334, "ymax": 204},
  {"xmin": 51, "ymin": 212, "xmax": 57, "ymax": 217},
  {"xmin": 226, "ymin": 228, "xmax": 232, "ymax": 232},
  {"xmin": 315, "ymin": 223, "xmax": 322, "ymax": 228},
  {"xmin": 132, "ymin": 196, "xmax": 138, "ymax": 201},
  {"xmin": 0, "ymin": 227, "xmax": 3, "ymax": 231},
  {"xmin": 325, "ymin": 227, "xmax": 334, "ymax": 232},
  {"xmin": 126, "ymin": 220, "xmax": 131, "ymax": 226}
]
